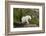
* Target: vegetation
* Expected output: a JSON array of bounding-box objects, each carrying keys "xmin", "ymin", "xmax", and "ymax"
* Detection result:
[{"xmin": 13, "ymin": 8, "xmax": 39, "ymax": 27}]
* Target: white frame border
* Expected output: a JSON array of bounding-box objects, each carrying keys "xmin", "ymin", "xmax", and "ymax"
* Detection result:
[{"xmin": 10, "ymin": 5, "xmax": 43, "ymax": 32}]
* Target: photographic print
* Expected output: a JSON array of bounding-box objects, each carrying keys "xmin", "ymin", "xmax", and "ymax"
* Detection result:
[
  {"xmin": 10, "ymin": 5, "xmax": 44, "ymax": 32},
  {"xmin": 13, "ymin": 8, "xmax": 39, "ymax": 28}
]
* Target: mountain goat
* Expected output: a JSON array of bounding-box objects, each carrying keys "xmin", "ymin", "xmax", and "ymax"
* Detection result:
[{"xmin": 21, "ymin": 15, "xmax": 31, "ymax": 24}]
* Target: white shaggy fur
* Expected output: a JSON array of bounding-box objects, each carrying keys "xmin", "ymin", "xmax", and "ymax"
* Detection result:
[{"xmin": 21, "ymin": 15, "xmax": 31, "ymax": 24}]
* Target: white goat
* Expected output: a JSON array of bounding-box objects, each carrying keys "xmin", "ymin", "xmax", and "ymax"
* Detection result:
[{"xmin": 21, "ymin": 15, "xmax": 31, "ymax": 24}]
